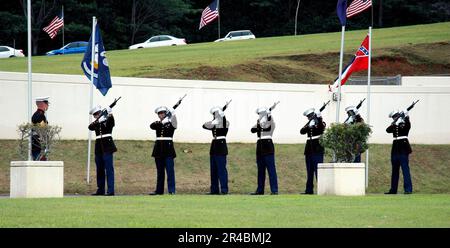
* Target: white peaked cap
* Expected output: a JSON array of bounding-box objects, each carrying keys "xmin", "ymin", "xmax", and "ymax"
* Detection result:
[
  {"xmin": 345, "ymin": 106, "xmax": 358, "ymax": 114},
  {"xmin": 35, "ymin": 96, "xmax": 50, "ymax": 102},
  {"xmin": 389, "ymin": 109, "xmax": 400, "ymax": 118},
  {"xmin": 303, "ymin": 108, "xmax": 315, "ymax": 117},
  {"xmin": 210, "ymin": 106, "xmax": 224, "ymax": 117},
  {"xmin": 89, "ymin": 105, "xmax": 102, "ymax": 115},
  {"xmin": 256, "ymin": 107, "xmax": 268, "ymax": 115},
  {"xmin": 155, "ymin": 106, "xmax": 168, "ymax": 114}
]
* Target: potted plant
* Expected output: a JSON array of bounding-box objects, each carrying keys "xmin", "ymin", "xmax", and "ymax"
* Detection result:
[
  {"xmin": 10, "ymin": 123, "xmax": 63, "ymax": 198},
  {"xmin": 317, "ymin": 123, "xmax": 372, "ymax": 196}
]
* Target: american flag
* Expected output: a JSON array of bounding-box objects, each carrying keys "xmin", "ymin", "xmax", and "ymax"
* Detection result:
[
  {"xmin": 199, "ymin": 0, "xmax": 219, "ymax": 30},
  {"xmin": 346, "ymin": 0, "xmax": 372, "ymax": 18},
  {"xmin": 43, "ymin": 11, "xmax": 64, "ymax": 39}
]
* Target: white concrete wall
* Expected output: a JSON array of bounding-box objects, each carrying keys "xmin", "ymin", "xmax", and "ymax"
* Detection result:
[{"xmin": 1, "ymin": 72, "xmax": 449, "ymax": 144}]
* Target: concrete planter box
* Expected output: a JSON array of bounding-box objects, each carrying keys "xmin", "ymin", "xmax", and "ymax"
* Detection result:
[
  {"xmin": 317, "ymin": 163, "xmax": 365, "ymax": 196},
  {"xmin": 10, "ymin": 161, "xmax": 64, "ymax": 198}
]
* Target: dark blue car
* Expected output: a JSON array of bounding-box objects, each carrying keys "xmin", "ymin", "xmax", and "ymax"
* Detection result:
[{"xmin": 46, "ymin": 41, "xmax": 88, "ymax": 55}]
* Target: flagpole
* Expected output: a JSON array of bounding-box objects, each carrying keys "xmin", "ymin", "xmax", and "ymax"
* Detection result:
[
  {"xmin": 365, "ymin": 4, "xmax": 374, "ymax": 189},
  {"xmin": 87, "ymin": 16, "xmax": 96, "ymax": 184},
  {"xmin": 365, "ymin": 26, "xmax": 372, "ymax": 189},
  {"xmin": 27, "ymin": 0, "xmax": 32, "ymax": 161},
  {"xmin": 295, "ymin": 0, "xmax": 301, "ymax": 35},
  {"xmin": 62, "ymin": 5, "xmax": 64, "ymax": 50},
  {"xmin": 218, "ymin": 0, "xmax": 221, "ymax": 39},
  {"xmin": 336, "ymin": 25, "xmax": 345, "ymax": 123}
]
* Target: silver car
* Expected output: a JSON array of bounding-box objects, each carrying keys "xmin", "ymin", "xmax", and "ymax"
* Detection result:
[
  {"xmin": 214, "ymin": 30, "xmax": 256, "ymax": 42},
  {"xmin": 129, "ymin": 35, "xmax": 187, "ymax": 49}
]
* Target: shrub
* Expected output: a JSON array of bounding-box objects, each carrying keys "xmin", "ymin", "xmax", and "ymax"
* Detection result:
[
  {"xmin": 17, "ymin": 123, "xmax": 62, "ymax": 160},
  {"xmin": 320, "ymin": 123, "xmax": 372, "ymax": 163}
]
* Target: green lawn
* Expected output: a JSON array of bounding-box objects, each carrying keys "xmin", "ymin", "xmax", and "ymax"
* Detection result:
[
  {"xmin": 0, "ymin": 195, "xmax": 449, "ymax": 227},
  {"xmin": 1, "ymin": 140, "xmax": 449, "ymax": 195},
  {"xmin": 0, "ymin": 22, "xmax": 449, "ymax": 83}
]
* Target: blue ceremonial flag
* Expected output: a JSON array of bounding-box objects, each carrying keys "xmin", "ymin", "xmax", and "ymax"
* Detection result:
[
  {"xmin": 81, "ymin": 23, "xmax": 112, "ymax": 96},
  {"xmin": 337, "ymin": 0, "xmax": 347, "ymax": 26}
]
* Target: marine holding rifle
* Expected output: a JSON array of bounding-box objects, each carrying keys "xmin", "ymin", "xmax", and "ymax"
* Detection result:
[
  {"xmin": 344, "ymin": 98, "xmax": 366, "ymax": 163},
  {"xmin": 149, "ymin": 95, "xmax": 186, "ymax": 195},
  {"xmin": 385, "ymin": 100, "xmax": 419, "ymax": 195},
  {"xmin": 88, "ymin": 97, "xmax": 121, "ymax": 196},
  {"xmin": 202, "ymin": 100, "xmax": 232, "ymax": 195},
  {"xmin": 300, "ymin": 101, "xmax": 329, "ymax": 195},
  {"xmin": 250, "ymin": 101, "xmax": 280, "ymax": 195}
]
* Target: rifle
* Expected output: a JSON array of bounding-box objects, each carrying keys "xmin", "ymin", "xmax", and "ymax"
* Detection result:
[
  {"xmin": 344, "ymin": 98, "xmax": 365, "ymax": 124},
  {"xmin": 222, "ymin": 99, "xmax": 232, "ymax": 111},
  {"xmin": 173, "ymin": 94, "xmax": 187, "ymax": 110},
  {"xmin": 269, "ymin": 101, "xmax": 280, "ymax": 111},
  {"xmin": 96, "ymin": 97, "xmax": 122, "ymax": 121},
  {"xmin": 304, "ymin": 100, "xmax": 330, "ymax": 127},
  {"xmin": 406, "ymin": 100, "xmax": 420, "ymax": 111},
  {"xmin": 392, "ymin": 100, "xmax": 419, "ymax": 125}
]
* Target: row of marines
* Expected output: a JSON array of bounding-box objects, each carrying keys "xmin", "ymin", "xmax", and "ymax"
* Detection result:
[{"xmin": 31, "ymin": 96, "xmax": 414, "ymax": 196}]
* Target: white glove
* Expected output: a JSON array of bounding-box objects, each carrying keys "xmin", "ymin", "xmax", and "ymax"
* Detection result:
[
  {"xmin": 395, "ymin": 117, "xmax": 404, "ymax": 125},
  {"xmin": 211, "ymin": 119, "xmax": 220, "ymax": 125},
  {"xmin": 402, "ymin": 110, "xmax": 409, "ymax": 117},
  {"xmin": 98, "ymin": 116, "xmax": 107, "ymax": 123},
  {"xmin": 314, "ymin": 110, "xmax": 322, "ymax": 118},
  {"xmin": 106, "ymin": 106, "xmax": 113, "ymax": 114},
  {"xmin": 309, "ymin": 119, "xmax": 316, "ymax": 127},
  {"xmin": 345, "ymin": 116, "xmax": 354, "ymax": 124},
  {"xmin": 161, "ymin": 116, "xmax": 170, "ymax": 124}
]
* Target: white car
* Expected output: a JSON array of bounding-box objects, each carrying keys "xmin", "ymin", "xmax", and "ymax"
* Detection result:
[
  {"xmin": 214, "ymin": 30, "xmax": 256, "ymax": 42},
  {"xmin": 0, "ymin": 46, "xmax": 25, "ymax": 58},
  {"xmin": 129, "ymin": 35, "xmax": 187, "ymax": 49}
]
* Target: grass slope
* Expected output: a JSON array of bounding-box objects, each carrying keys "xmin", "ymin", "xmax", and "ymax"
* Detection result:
[
  {"xmin": 1, "ymin": 140, "xmax": 449, "ymax": 195},
  {"xmin": 0, "ymin": 22, "xmax": 449, "ymax": 83},
  {"xmin": 0, "ymin": 195, "xmax": 449, "ymax": 227}
]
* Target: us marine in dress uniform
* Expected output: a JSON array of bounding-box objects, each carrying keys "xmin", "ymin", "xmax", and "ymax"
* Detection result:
[
  {"xmin": 149, "ymin": 106, "xmax": 178, "ymax": 195},
  {"xmin": 300, "ymin": 108, "xmax": 326, "ymax": 194},
  {"xmin": 250, "ymin": 103, "xmax": 279, "ymax": 195},
  {"xmin": 385, "ymin": 109, "xmax": 413, "ymax": 194},
  {"xmin": 88, "ymin": 105, "xmax": 117, "ymax": 196},
  {"xmin": 31, "ymin": 96, "xmax": 50, "ymax": 161},
  {"xmin": 344, "ymin": 105, "xmax": 365, "ymax": 162},
  {"xmin": 203, "ymin": 103, "xmax": 231, "ymax": 195}
]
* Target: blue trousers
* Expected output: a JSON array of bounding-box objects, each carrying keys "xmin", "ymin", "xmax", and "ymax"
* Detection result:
[
  {"xmin": 390, "ymin": 154, "xmax": 413, "ymax": 193},
  {"xmin": 256, "ymin": 154, "xmax": 278, "ymax": 194},
  {"xmin": 95, "ymin": 153, "xmax": 115, "ymax": 194},
  {"xmin": 305, "ymin": 153, "xmax": 324, "ymax": 193},
  {"xmin": 354, "ymin": 154, "xmax": 361, "ymax": 163},
  {"xmin": 155, "ymin": 157, "xmax": 175, "ymax": 194},
  {"xmin": 210, "ymin": 155, "xmax": 229, "ymax": 194},
  {"xmin": 32, "ymin": 150, "xmax": 40, "ymax": 161}
]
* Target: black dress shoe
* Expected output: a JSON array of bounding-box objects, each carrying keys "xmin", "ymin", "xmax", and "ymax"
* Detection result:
[
  {"xmin": 169, "ymin": 192, "xmax": 175, "ymax": 195},
  {"xmin": 91, "ymin": 192, "xmax": 104, "ymax": 196},
  {"xmin": 271, "ymin": 192, "xmax": 278, "ymax": 195},
  {"xmin": 149, "ymin": 192, "xmax": 163, "ymax": 196},
  {"xmin": 250, "ymin": 192, "xmax": 264, "ymax": 195},
  {"xmin": 384, "ymin": 191, "xmax": 397, "ymax": 194},
  {"xmin": 301, "ymin": 192, "xmax": 313, "ymax": 195},
  {"xmin": 105, "ymin": 193, "xmax": 115, "ymax": 196},
  {"xmin": 221, "ymin": 192, "xmax": 228, "ymax": 195}
]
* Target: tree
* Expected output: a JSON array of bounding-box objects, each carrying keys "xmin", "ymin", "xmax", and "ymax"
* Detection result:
[{"xmin": 20, "ymin": 0, "xmax": 58, "ymax": 55}]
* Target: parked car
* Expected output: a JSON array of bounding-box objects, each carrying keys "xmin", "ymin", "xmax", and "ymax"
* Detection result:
[
  {"xmin": 129, "ymin": 35, "xmax": 187, "ymax": 49},
  {"xmin": 0, "ymin": 46, "xmax": 25, "ymax": 58},
  {"xmin": 46, "ymin": 41, "xmax": 88, "ymax": 56},
  {"xmin": 214, "ymin": 30, "xmax": 256, "ymax": 42}
]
